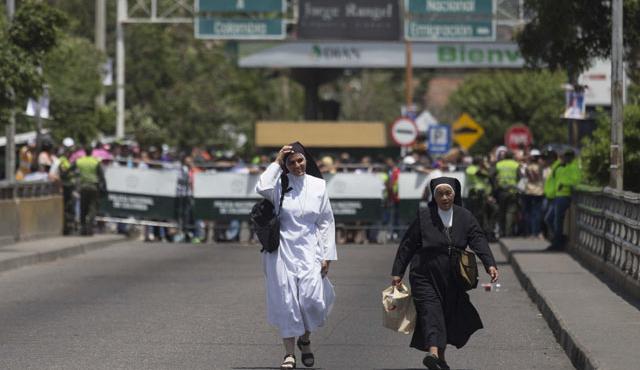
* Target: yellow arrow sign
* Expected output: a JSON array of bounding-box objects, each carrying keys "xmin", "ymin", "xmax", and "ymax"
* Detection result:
[{"xmin": 452, "ymin": 113, "xmax": 484, "ymax": 150}]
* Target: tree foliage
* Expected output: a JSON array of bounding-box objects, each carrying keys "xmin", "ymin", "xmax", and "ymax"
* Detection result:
[
  {"xmin": 580, "ymin": 105, "xmax": 640, "ymax": 192},
  {"xmin": 42, "ymin": 36, "xmax": 105, "ymax": 142},
  {"xmin": 122, "ymin": 24, "xmax": 303, "ymax": 152},
  {"xmin": 446, "ymin": 71, "xmax": 567, "ymax": 154},
  {"xmin": 0, "ymin": 1, "xmax": 66, "ymax": 110},
  {"xmin": 337, "ymin": 70, "xmax": 405, "ymax": 124},
  {"xmin": 517, "ymin": 0, "xmax": 640, "ymax": 80}
]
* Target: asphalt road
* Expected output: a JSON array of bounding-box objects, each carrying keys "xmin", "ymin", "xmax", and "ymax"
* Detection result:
[{"xmin": 0, "ymin": 241, "xmax": 574, "ymax": 370}]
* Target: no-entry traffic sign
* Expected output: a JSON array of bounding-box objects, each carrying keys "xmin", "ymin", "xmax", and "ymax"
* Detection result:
[
  {"xmin": 391, "ymin": 117, "xmax": 418, "ymax": 146},
  {"xmin": 504, "ymin": 124, "xmax": 532, "ymax": 150}
]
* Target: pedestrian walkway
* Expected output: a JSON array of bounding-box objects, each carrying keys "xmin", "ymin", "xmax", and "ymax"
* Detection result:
[
  {"xmin": 0, "ymin": 234, "xmax": 126, "ymax": 274},
  {"xmin": 500, "ymin": 237, "xmax": 640, "ymax": 370}
]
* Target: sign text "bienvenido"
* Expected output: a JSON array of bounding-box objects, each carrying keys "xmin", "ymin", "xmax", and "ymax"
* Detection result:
[{"xmin": 438, "ymin": 45, "xmax": 521, "ymax": 63}]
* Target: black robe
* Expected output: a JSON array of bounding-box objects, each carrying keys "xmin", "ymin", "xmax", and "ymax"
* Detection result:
[{"xmin": 391, "ymin": 203, "xmax": 496, "ymax": 350}]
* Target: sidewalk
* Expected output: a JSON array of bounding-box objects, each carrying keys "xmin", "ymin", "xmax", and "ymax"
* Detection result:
[
  {"xmin": 500, "ymin": 237, "xmax": 640, "ymax": 370},
  {"xmin": 0, "ymin": 234, "xmax": 126, "ymax": 274}
]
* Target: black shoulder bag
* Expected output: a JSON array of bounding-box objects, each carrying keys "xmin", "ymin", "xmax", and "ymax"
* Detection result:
[
  {"xmin": 250, "ymin": 175, "xmax": 288, "ymax": 253},
  {"xmin": 445, "ymin": 227, "xmax": 479, "ymax": 291}
]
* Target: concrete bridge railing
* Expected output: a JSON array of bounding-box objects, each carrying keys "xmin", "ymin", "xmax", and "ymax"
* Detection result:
[
  {"xmin": 570, "ymin": 185, "xmax": 640, "ymax": 300},
  {"xmin": 0, "ymin": 180, "xmax": 63, "ymax": 246}
]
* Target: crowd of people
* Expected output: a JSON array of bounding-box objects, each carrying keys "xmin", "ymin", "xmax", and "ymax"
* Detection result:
[
  {"xmin": 10, "ymin": 135, "xmax": 581, "ymax": 250},
  {"xmin": 464, "ymin": 144, "xmax": 582, "ymax": 251}
]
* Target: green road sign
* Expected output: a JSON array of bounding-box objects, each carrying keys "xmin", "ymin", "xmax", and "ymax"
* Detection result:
[
  {"xmin": 406, "ymin": 0, "xmax": 493, "ymax": 15},
  {"xmin": 197, "ymin": 0, "xmax": 285, "ymax": 13},
  {"xmin": 195, "ymin": 18, "xmax": 285, "ymax": 40},
  {"xmin": 405, "ymin": 0, "xmax": 495, "ymax": 41},
  {"xmin": 406, "ymin": 19, "xmax": 494, "ymax": 41}
]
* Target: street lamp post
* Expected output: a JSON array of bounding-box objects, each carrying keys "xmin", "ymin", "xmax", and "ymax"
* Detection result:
[
  {"xmin": 610, "ymin": 0, "xmax": 624, "ymax": 190},
  {"xmin": 116, "ymin": 0, "xmax": 126, "ymax": 138},
  {"xmin": 4, "ymin": 0, "xmax": 16, "ymax": 182}
]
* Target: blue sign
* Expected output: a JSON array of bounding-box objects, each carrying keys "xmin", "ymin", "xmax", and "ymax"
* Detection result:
[{"xmin": 427, "ymin": 124, "xmax": 451, "ymax": 154}]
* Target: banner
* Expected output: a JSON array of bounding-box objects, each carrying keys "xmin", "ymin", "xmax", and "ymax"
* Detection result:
[
  {"xmin": 398, "ymin": 171, "xmax": 466, "ymax": 222},
  {"xmin": 193, "ymin": 172, "xmax": 261, "ymax": 220},
  {"xmin": 325, "ymin": 173, "xmax": 384, "ymax": 221},
  {"xmin": 193, "ymin": 172, "xmax": 385, "ymax": 221},
  {"xmin": 100, "ymin": 167, "xmax": 180, "ymax": 220}
]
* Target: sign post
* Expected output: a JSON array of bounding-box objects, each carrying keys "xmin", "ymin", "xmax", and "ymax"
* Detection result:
[
  {"xmin": 195, "ymin": 0, "xmax": 286, "ymax": 40},
  {"xmin": 452, "ymin": 113, "xmax": 484, "ymax": 150},
  {"xmin": 404, "ymin": 0, "xmax": 496, "ymax": 42},
  {"xmin": 504, "ymin": 124, "xmax": 532, "ymax": 151},
  {"xmin": 427, "ymin": 124, "xmax": 451, "ymax": 155},
  {"xmin": 391, "ymin": 117, "xmax": 418, "ymax": 147}
]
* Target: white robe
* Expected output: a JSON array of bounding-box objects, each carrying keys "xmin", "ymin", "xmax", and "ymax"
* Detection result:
[{"xmin": 256, "ymin": 163, "xmax": 337, "ymax": 338}]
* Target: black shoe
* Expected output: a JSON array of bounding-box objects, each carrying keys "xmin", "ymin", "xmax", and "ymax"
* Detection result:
[
  {"xmin": 437, "ymin": 358, "xmax": 450, "ymax": 370},
  {"xmin": 296, "ymin": 338, "xmax": 314, "ymax": 367},
  {"xmin": 422, "ymin": 353, "xmax": 442, "ymax": 370}
]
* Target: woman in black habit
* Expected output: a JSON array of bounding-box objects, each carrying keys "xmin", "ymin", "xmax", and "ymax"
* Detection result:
[{"xmin": 391, "ymin": 177, "xmax": 499, "ymax": 370}]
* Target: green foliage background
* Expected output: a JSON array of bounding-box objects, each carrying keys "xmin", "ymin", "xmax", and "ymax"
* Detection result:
[
  {"xmin": 446, "ymin": 71, "xmax": 567, "ymax": 153},
  {"xmin": 580, "ymin": 105, "xmax": 640, "ymax": 192}
]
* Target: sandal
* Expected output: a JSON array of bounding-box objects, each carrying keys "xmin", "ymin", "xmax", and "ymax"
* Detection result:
[
  {"xmin": 296, "ymin": 338, "xmax": 314, "ymax": 367},
  {"xmin": 280, "ymin": 354, "xmax": 296, "ymax": 369}
]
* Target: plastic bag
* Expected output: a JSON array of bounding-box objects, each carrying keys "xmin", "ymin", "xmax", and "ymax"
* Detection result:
[{"xmin": 381, "ymin": 283, "xmax": 416, "ymax": 334}]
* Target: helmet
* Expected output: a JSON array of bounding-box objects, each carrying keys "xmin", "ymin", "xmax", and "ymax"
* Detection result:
[{"xmin": 62, "ymin": 137, "xmax": 75, "ymax": 148}]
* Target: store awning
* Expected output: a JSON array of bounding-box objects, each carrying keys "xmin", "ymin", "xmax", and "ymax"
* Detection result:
[{"xmin": 255, "ymin": 121, "xmax": 388, "ymax": 148}]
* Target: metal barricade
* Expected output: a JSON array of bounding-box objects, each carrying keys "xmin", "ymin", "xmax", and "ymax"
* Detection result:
[
  {"xmin": 572, "ymin": 185, "xmax": 640, "ymax": 299},
  {"xmin": 0, "ymin": 180, "xmax": 60, "ymax": 199}
]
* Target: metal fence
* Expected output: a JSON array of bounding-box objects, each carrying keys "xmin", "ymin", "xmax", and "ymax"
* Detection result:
[
  {"xmin": 571, "ymin": 185, "xmax": 640, "ymax": 299},
  {"xmin": 0, "ymin": 180, "xmax": 61, "ymax": 199}
]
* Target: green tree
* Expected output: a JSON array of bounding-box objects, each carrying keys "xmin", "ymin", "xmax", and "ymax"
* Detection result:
[
  {"xmin": 580, "ymin": 105, "xmax": 640, "ymax": 192},
  {"xmin": 42, "ymin": 35, "xmax": 105, "ymax": 142},
  {"xmin": 122, "ymin": 24, "xmax": 303, "ymax": 152},
  {"xmin": 0, "ymin": 1, "xmax": 66, "ymax": 112},
  {"xmin": 337, "ymin": 70, "xmax": 405, "ymax": 124},
  {"xmin": 446, "ymin": 71, "xmax": 567, "ymax": 153},
  {"xmin": 517, "ymin": 0, "xmax": 640, "ymax": 80}
]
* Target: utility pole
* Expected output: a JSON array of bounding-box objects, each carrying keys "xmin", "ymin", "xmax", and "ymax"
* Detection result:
[
  {"xmin": 95, "ymin": 0, "xmax": 106, "ymax": 108},
  {"xmin": 4, "ymin": 0, "xmax": 16, "ymax": 182},
  {"xmin": 405, "ymin": 41, "xmax": 414, "ymax": 114},
  {"xmin": 116, "ymin": 0, "xmax": 126, "ymax": 138},
  {"xmin": 610, "ymin": 0, "xmax": 624, "ymax": 190}
]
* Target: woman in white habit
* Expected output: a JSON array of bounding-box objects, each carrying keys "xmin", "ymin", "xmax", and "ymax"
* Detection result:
[{"xmin": 255, "ymin": 141, "xmax": 337, "ymax": 370}]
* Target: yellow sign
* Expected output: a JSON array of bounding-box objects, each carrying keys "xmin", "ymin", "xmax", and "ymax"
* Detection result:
[{"xmin": 452, "ymin": 113, "xmax": 484, "ymax": 150}]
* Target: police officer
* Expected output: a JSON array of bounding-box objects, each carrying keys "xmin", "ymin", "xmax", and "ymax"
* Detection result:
[
  {"xmin": 50, "ymin": 138, "xmax": 76, "ymax": 234},
  {"xmin": 465, "ymin": 156, "xmax": 497, "ymax": 241},
  {"xmin": 492, "ymin": 150, "xmax": 520, "ymax": 237},
  {"xmin": 547, "ymin": 149, "xmax": 581, "ymax": 250},
  {"xmin": 72, "ymin": 144, "xmax": 105, "ymax": 236},
  {"xmin": 543, "ymin": 148, "xmax": 561, "ymax": 241}
]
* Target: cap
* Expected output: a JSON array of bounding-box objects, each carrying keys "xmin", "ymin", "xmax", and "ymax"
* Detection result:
[
  {"xmin": 402, "ymin": 155, "xmax": 416, "ymax": 165},
  {"xmin": 530, "ymin": 149, "xmax": 541, "ymax": 157},
  {"xmin": 62, "ymin": 137, "xmax": 75, "ymax": 148}
]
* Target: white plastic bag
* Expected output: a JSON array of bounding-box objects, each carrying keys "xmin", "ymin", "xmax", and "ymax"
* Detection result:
[{"xmin": 382, "ymin": 283, "xmax": 416, "ymax": 334}]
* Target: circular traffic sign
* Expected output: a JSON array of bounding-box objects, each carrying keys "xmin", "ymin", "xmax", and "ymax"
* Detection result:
[
  {"xmin": 504, "ymin": 124, "xmax": 533, "ymax": 150},
  {"xmin": 391, "ymin": 117, "xmax": 418, "ymax": 146}
]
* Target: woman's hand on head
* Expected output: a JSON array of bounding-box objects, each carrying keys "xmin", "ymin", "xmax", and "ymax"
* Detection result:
[
  {"xmin": 488, "ymin": 266, "xmax": 499, "ymax": 283},
  {"xmin": 276, "ymin": 145, "xmax": 292, "ymax": 167}
]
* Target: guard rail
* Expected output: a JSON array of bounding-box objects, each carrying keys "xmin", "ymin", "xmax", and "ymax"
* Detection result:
[{"xmin": 571, "ymin": 185, "xmax": 640, "ymax": 300}]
